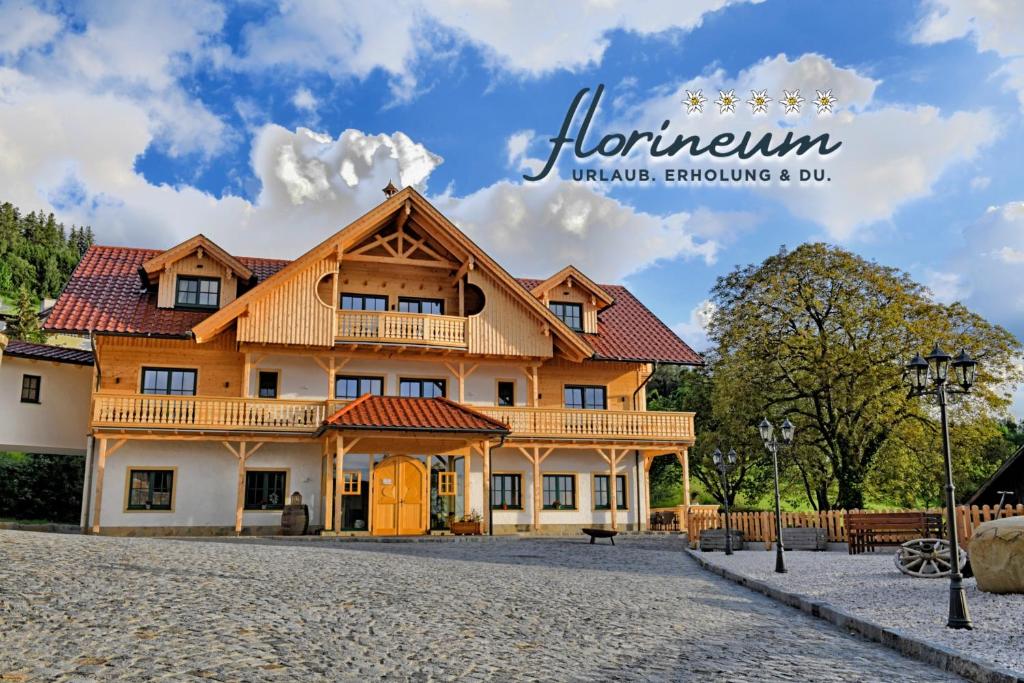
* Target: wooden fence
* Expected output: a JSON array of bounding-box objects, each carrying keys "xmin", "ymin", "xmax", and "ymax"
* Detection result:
[{"xmin": 677, "ymin": 504, "xmax": 1024, "ymax": 549}]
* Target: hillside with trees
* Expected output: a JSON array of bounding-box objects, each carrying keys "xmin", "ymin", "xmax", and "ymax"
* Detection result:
[{"xmin": 0, "ymin": 201, "xmax": 93, "ymax": 342}]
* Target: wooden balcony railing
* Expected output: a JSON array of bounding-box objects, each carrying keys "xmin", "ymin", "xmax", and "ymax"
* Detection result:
[
  {"xmin": 336, "ymin": 311, "xmax": 468, "ymax": 348},
  {"xmin": 92, "ymin": 395, "xmax": 695, "ymax": 443},
  {"xmin": 92, "ymin": 394, "xmax": 327, "ymax": 432},
  {"xmin": 480, "ymin": 407, "xmax": 695, "ymax": 442}
]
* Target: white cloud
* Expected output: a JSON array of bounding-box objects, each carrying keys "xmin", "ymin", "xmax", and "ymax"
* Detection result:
[
  {"xmin": 291, "ymin": 87, "xmax": 318, "ymax": 112},
  {"xmin": 611, "ymin": 54, "xmax": 997, "ymax": 240},
  {"xmin": 433, "ymin": 176, "xmax": 719, "ymax": 281},
  {"xmin": 913, "ymin": 0, "xmax": 1024, "ymax": 109},
  {"xmin": 924, "ymin": 270, "xmax": 967, "ymax": 303},
  {"xmin": 970, "ymin": 175, "xmax": 991, "ymax": 191},
  {"xmin": 674, "ymin": 300, "xmax": 717, "ymax": 352},
  {"xmin": 234, "ymin": 0, "xmax": 755, "ymax": 100},
  {"xmin": 951, "ymin": 201, "xmax": 1024, "ymax": 330},
  {"xmin": 0, "ymin": 1, "xmax": 60, "ymax": 56}
]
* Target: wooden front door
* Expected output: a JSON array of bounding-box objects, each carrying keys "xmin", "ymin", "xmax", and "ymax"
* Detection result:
[{"xmin": 372, "ymin": 455, "xmax": 427, "ymax": 535}]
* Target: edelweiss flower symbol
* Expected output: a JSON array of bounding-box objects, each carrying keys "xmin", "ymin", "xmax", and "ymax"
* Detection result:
[
  {"xmin": 747, "ymin": 89, "xmax": 771, "ymax": 114},
  {"xmin": 715, "ymin": 89, "xmax": 738, "ymax": 114},
  {"xmin": 782, "ymin": 89, "xmax": 804, "ymax": 114},
  {"xmin": 814, "ymin": 89, "xmax": 837, "ymax": 114},
  {"xmin": 683, "ymin": 89, "xmax": 707, "ymax": 114}
]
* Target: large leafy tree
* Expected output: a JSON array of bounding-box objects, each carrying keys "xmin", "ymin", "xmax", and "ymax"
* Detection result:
[{"xmin": 709, "ymin": 244, "xmax": 1021, "ymax": 510}]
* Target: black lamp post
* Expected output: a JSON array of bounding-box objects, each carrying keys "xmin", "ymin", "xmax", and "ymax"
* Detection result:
[
  {"xmin": 759, "ymin": 417, "xmax": 795, "ymax": 573},
  {"xmin": 712, "ymin": 448, "xmax": 738, "ymax": 555},
  {"xmin": 906, "ymin": 343, "xmax": 978, "ymax": 630}
]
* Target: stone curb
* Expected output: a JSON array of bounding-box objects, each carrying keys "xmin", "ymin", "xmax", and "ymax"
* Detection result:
[{"xmin": 685, "ymin": 549, "xmax": 1024, "ymax": 683}]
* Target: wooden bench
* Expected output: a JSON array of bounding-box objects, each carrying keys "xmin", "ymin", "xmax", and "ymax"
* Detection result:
[
  {"xmin": 780, "ymin": 527, "xmax": 827, "ymax": 551},
  {"xmin": 845, "ymin": 512, "xmax": 943, "ymax": 555},
  {"xmin": 582, "ymin": 528, "xmax": 618, "ymax": 545},
  {"xmin": 699, "ymin": 528, "xmax": 745, "ymax": 551}
]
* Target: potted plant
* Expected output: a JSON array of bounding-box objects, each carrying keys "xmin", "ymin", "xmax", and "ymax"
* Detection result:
[{"xmin": 451, "ymin": 510, "xmax": 482, "ymax": 535}]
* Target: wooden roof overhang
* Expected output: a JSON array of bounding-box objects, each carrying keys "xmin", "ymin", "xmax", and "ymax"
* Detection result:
[
  {"xmin": 139, "ymin": 234, "xmax": 254, "ymax": 284},
  {"xmin": 530, "ymin": 265, "xmax": 615, "ymax": 310}
]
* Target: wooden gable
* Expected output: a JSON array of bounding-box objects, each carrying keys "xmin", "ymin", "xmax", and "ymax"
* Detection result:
[
  {"xmin": 191, "ymin": 188, "xmax": 593, "ymax": 361},
  {"xmin": 530, "ymin": 266, "xmax": 613, "ymax": 335},
  {"xmin": 141, "ymin": 235, "xmax": 253, "ymax": 310}
]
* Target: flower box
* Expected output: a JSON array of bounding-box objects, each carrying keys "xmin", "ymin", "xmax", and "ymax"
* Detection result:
[{"xmin": 451, "ymin": 520, "xmax": 482, "ymax": 536}]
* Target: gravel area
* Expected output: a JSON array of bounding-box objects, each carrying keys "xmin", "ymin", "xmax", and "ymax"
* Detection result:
[
  {"xmin": 0, "ymin": 530, "xmax": 963, "ymax": 682},
  {"xmin": 693, "ymin": 548, "xmax": 1024, "ymax": 677}
]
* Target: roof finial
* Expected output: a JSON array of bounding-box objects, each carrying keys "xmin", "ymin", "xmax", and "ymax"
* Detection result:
[{"xmin": 383, "ymin": 180, "xmax": 399, "ymax": 198}]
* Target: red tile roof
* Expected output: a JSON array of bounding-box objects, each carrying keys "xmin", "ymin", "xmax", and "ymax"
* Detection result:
[
  {"xmin": 516, "ymin": 279, "xmax": 702, "ymax": 365},
  {"xmin": 2, "ymin": 340, "xmax": 94, "ymax": 365},
  {"xmin": 44, "ymin": 245, "xmax": 702, "ymax": 364},
  {"xmin": 44, "ymin": 246, "xmax": 288, "ymax": 336},
  {"xmin": 320, "ymin": 395, "xmax": 510, "ymax": 433}
]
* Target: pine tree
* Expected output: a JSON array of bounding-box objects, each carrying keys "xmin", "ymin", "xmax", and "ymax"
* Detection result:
[{"xmin": 9, "ymin": 286, "xmax": 46, "ymax": 343}]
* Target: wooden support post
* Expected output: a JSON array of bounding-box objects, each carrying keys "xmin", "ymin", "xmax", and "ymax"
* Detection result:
[
  {"xmin": 678, "ymin": 447, "xmax": 691, "ymax": 506},
  {"xmin": 481, "ymin": 441, "xmax": 491, "ymax": 533},
  {"xmin": 242, "ymin": 353, "xmax": 251, "ymax": 398},
  {"xmin": 609, "ymin": 449, "xmax": 619, "ymax": 532},
  {"xmin": 531, "ymin": 367, "xmax": 539, "ymax": 406},
  {"xmin": 328, "ymin": 356, "xmax": 336, "ymax": 400},
  {"xmin": 234, "ymin": 442, "xmax": 247, "ymax": 534},
  {"xmin": 324, "ymin": 443, "xmax": 335, "ymax": 531},
  {"xmin": 463, "ymin": 449, "xmax": 471, "ymax": 518},
  {"xmin": 532, "ymin": 450, "xmax": 542, "ymax": 531},
  {"xmin": 367, "ymin": 453, "xmax": 375, "ymax": 533},
  {"xmin": 334, "ymin": 436, "xmax": 344, "ymax": 532},
  {"xmin": 458, "ymin": 278, "xmax": 465, "ymax": 317},
  {"xmin": 91, "ymin": 438, "xmax": 108, "ymax": 534}
]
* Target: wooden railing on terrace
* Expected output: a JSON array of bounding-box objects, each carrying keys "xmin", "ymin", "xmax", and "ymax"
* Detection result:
[
  {"xmin": 480, "ymin": 407, "xmax": 695, "ymax": 442},
  {"xmin": 92, "ymin": 394, "xmax": 328, "ymax": 432},
  {"xmin": 684, "ymin": 504, "xmax": 1024, "ymax": 548},
  {"xmin": 336, "ymin": 310, "xmax": 468, "ymax": 348}
]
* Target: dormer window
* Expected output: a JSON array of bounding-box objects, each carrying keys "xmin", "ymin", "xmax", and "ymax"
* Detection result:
[
  {"xmin": 176, "ymin": 276, "xmax": 220, "ymax": 309},
  {"xmin": 549, "ymin": 301, "xmax": 582, "ymax": 331}
]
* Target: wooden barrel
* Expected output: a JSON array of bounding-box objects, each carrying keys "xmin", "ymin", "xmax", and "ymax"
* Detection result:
[{"xmin": 281, "ymin": 504, "xmax": 309, "ymax": 536}]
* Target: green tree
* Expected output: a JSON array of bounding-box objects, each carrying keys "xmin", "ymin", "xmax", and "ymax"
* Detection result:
[
  {"xmin": 708, "ymin": 244, "xmax": 1021, "ymax": 510},
  {"xmin": 9, "ymin": 286, "xmax": 46, "ymax": 343}
]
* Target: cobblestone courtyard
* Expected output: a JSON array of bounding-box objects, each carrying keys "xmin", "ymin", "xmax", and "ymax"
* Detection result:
[{"xmin": 0, "ymin": 531, "xmax": 961, "ymax": 682}]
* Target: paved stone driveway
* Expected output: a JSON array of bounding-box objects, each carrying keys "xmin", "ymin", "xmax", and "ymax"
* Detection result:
[{"xmin": 0, "ymin": 531, "xmax": 962, "ymax": 682}]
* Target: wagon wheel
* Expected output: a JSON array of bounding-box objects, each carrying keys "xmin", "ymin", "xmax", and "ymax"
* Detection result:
[{"xmin": 894, "ymin": 538, "xmax": 966, "ymax": 578}]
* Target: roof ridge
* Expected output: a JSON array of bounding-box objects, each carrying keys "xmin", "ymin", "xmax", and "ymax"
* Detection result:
[
  {"xmin": 434, "ymin": 396, "xmax": 510, "ymax": 430},
  {"xmin": 324, "ymin": 392, "xmax": 374, "ymax": 423}
]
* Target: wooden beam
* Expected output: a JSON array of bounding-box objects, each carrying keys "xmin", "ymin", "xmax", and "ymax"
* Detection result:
[
  {"xmin": 482, "ymin": 440, "xmax": 491, "ymax": 534},
  {"xmin": 462, "ymin": 449, "xmax": 471, "ymax": 518},
  {"xmin": 91, "ymin": 438, "xmax": 108, "ymax": 534},
  {"xmin": 344, "ymin": 254, "xmax": 457, "ymax": 269},
  {"xmin": 324, "ymin": 441, "xmax": 335, "ymax": 531},
  {"xmin": 242, "ymin": 352, "xmax": 251, "ymax": 398},
  {"xmin": 452, "ymin": 256, "xmax": 475, "ymax": 283},
  {"xmin": 234, "ymin": 444, "xmax": 248, "ymax": 532},
  {"xmin": 609, "ymin": 448, "xmax": 619, "ymax": 531},
  {"xmin": 334, "ymin": 436, "xmax": 345, "ymax": 532}
]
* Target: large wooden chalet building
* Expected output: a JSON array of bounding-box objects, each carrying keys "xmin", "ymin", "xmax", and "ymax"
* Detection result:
[{"xmin": 3, "ymin": 187, "xmax": 700, "ymax": 536}]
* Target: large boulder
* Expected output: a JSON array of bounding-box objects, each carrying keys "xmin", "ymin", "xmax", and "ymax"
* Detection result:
[{"xmin": 969, "ymin": 516, "xmax": 1024, "ymax": 594}]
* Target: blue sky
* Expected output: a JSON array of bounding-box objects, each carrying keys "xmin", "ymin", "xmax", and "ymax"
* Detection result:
[{"xmin": 2, "ymin": 0, "xmax": 1023, "ymax": 411}]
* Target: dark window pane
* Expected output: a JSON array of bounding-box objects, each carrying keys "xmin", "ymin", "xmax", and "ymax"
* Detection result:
[
  {"xmin": 20, "ymin": 375, "xmax": 41, "ymax": 403},
  {"xmin": 399, "ymin": 298, "xmax": 443, "ymax": 314},
  {"xmin": 497, "ymin": 381, "xmax": 515, "ymax": 407},
  {"xmin": 258, "ymin": 371, "xmax": 278, "ymax": 398},
  {"xmin": 549, "ymin": 302, "xmax": 583, "ymax": 331},
  {"xmin": 491, "ymin": 474, "xmax": 522, "ymax": 508},
  {"xmin": 244, "ymin": 471, "xmax": 286, "ymax": 509},
  {"xmin": 340, "ymin": 293, "xmax": 387, "ymax": 311},
  {"xmin": 594, "ymin": 475, "xmax": 628, "ymax": 510},
  {"xmin": 543, "ymin": 475, "xmax": 575, "ymax": 509},
  {"xmin": 564, "ymin": 385, "xmax": 605, "ymax": 410},
  {"xmin": 336, "ymin": 376, "xmax": 384, "ymax": 399},
  {"xmin": 141, "ymin": 368, "xmax": 197, "ymax": 396},
  {"xmin": 127, "ymin": 470, "xmax": 174, "ymax": 510},
  {"xmin": 399, "ymin": 378, "xmax": 445, "ymax": 398},
  {"xmin": 176, "ymin": 276, "xmax": 220, "ymax": 308}
]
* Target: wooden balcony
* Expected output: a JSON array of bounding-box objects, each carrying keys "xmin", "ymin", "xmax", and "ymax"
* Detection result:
[
  {"xmin": 479, "ymin": 407, "xmax": 695, "ymax": 444},
  {"xmin": 92, "ymin": 394, "xmax": 695, "ymax": 444},
  {"xmin": 336, "ymin": 311, "xmax": 468, "ymax": 348},
  {"xmin": 92, "ymin": 394, "xmax": 328, "ymax": 433}
]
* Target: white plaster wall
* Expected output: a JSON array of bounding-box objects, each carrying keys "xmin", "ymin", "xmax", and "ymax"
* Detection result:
[
  {"xmin": 0, "ymin": 356, "xmax": 91, "ymax": 455},
  {"xmin": 91, "ymin": 440, "xmax": 322, "ymax": 529},
  {"xmin": 490, "ymin": 447, "xmax": 643, "ymax": 528},
  {"xmin": 246, "ymin": 355, "xmax": 527, "ymax": 406}
]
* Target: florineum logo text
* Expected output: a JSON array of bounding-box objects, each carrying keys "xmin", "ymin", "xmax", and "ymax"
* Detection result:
[{"xmin": 524, "ymin": 84, "xmax": 842, "ymax": 185}]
